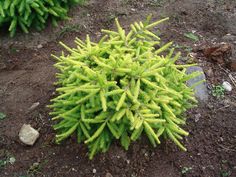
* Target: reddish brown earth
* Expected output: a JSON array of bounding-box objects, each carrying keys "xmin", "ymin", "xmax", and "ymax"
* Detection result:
[{"xmin": 0, "ymin": 0, "xmax": 236, "ymax": 177}]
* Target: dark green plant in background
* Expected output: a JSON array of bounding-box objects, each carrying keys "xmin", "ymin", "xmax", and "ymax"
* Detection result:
[
  {"xmin": 0, "ymin": 0, "xmax": 85, "ymax": 37},
  {"xmin": 49, "ymin": 16, "xmax": 202, "ymax": 159}
]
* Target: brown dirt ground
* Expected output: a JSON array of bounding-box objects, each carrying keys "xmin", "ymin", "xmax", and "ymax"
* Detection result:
[{"xmin": 0, "ymin": 0, "xmax": 236, "ymax": 177}]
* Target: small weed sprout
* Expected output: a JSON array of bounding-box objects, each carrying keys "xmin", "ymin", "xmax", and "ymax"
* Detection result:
[
  {"xmin": 211, "ymin": 85, "xmax": 225, "ymax": 98},
  {"xmin": 0, "ymin": 152, "xmax": 15, "ymax": 169},
  {"xmin": 0, "ymin": 112, "xmax": 6, "ymax": 120},
  {"xmin": 181, "ymin": 166, "xmax": 193, "ymax": 174},
  {"xmin": 184, "ymin": 32, "xmax": 199, "ymax": 42},
  {"xmin": 221, "ymin": 170, "xmax": 231, "ymax": 177}
]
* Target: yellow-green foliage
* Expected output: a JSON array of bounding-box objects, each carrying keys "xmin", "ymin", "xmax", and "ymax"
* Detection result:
[
  {"xmin": 49, "ymin": 16, "xmax": 201, "ymax": 159},
  {"xmin": 0, "ymin": 0, "xmax": 84, "ymax": 37}
]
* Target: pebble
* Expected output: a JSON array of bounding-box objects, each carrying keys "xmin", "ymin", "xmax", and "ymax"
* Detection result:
[
  {"xmin": 19, "ymin": 124, "xmax": 39, "ymax": 146},
  {"xmin": 92, "ymin": 168, "xmax": 97, "ymax": 174},
  {"xmin": 32, "ymin": 162, "xmax": 40, "ymax": 167},
  {"xmin": 37, "ymin": 44, "xmax": 43, "ymax": 49},
  {"xmin": 189, "ymin": 52, "xmax": 197, "ymax": 58},
  {"xmin": 222, "ymin": 81, "xmax": 232, "ymax": 92},
  {"xmin": 29, "ymin": 102, "xmax": 40, "ymax": 111},
  {"xmin": 9, "ymin": 157, "xmax": 16, "ymax": 164},
  {"xmin": 144, "ymin": 152, "xmax": 148, "ymax": 157},
  {"xmin": 194, "ymin": 113, "xmax": 201, "ymax": 122},
  {"xmin": 206, "ymin": 68, "xmax": 214, "ymax": 77}
]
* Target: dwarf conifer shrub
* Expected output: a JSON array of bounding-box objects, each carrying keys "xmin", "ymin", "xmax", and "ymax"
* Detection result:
[
  {"xmin": 0, "ymin": 0, "xmax": 84, "ymax": 37},
  {"xmin": 49, "ymin": 16, "xmax": 202, "ymax": 159}
]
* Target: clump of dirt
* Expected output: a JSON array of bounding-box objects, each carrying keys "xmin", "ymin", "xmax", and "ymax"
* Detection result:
[{"xmin": 1, "ymin": 0, "xmax": 236, "ymax": 177}]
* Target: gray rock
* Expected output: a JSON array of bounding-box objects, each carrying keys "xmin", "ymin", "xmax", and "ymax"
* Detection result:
[
  {"xmin": 19, "ymin": 124, "xmax": 39, "ymax": 146},
  {"xmin": 186, "ymin": 66, "xmax": 209, "ymax": 102}
]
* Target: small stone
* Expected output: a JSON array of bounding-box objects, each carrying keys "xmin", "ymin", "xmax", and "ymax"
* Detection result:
[
  {"xmin": 37, "ymin": 44, "xmax": 43, "ymax": 49},
  {"xmin": 19, "ymin": 124, "xmax": 39, "ymax": 146},
  {"xmin": 186, "ymin": 66, "xmax": 209, "ymax": 102},
  {"xmin": 209, "ymin": 165, "xmax": 214, "ymax": 170},
  {"xmin": 194, "ymin": 113, "xmax": 201, "ymax": 122},
  {"xmin": 206, "ymin": 68, "xmax": 214, "ymax": 77},
  {"xmin": 222, "ymin": 81, "xmax": 232, "ymax": 92},
  {"xmin": 29, "ymin": 102, "xmax": 40, "ymax": 111},
  {"xmin": 223, "ymin": 100, "xmax": 230, "ymax": 107},
  {"xmin": 189, "ymin": 52, "xmax": 197, "ymax": 58},
  {"xmin": 106, "ymin": 173, "xmax": 113, "ymax": 177},
  {"xmin": 31, "ymin": 162, "xmax": 39, "ymax": 169},
  {"xmin": 92, "ymin": 168, "xmax": 96, "ymax": 173}
]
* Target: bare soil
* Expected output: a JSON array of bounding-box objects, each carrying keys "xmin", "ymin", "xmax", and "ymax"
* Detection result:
[{"xmin": 0, "ymin": 0, "xmax": 236, "ymax": 177}]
